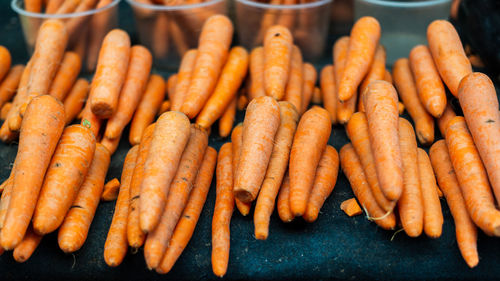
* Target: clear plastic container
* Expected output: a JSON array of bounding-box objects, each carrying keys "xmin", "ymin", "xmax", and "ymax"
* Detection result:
[
  {"xmin": 235, "ymin": 0, "xmax": 332, "ymax": 62},
  {"xmin": 11, "ymin": 0, "xmax": 120, "ymax": 73},
  {"xmin": 127, "ymin": 0, "xmax": 228, "ymax": 70},
  {"xmin": 354, "ymin": 0, "xmax": 452, "ymax": 65}
]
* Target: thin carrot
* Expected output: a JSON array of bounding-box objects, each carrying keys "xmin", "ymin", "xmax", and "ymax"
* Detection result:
[
  {"xmin": 237, "ymin": 93, "xmax": 248, "ymax": 110},
  {"xmin": 249, "ymin": 47, "xmax": 265, "ymax": 101},
  {"xmin": 383, "ymin": 69, "xmax": 392, "ymax": 84},
  {"xmin": 139, "ymin": 111, "xmax": 191, "ymax": 233},
  {"xmin": 234, "ymin": 96, "xmax": 280, "ymax": 203},
  {"xmin": 0, "ymin": 174, "xmax": 13, "ymax": 228},
  {"xmin": 284, "ymin": 45, "xmax": 303, "ymax": 112},
  {"xmin": 49, "ymin": 52, "xmax": 82, "ymax": 101},
  {"xmin": 289, "ymin": 106, "xmax": 331, "ymax": 216},
  {"xmin": 55, "ymin": 0, "xmax": 80, "ymax": 14},
  {"xmin": 359, "ymin": 45, "xmax": 386, "ymax": 111},
  {"xmin": 80, "ymin": 98, "xmax": 102, "ymax": 139},
  {"xmin": 300, "ymin": 63, "xmax": 317, "ymax": 114},
  {"xmin": 277, "ymin": 172, "xmax": 293, "ymax": 223},
  {"xmin": 169, "ymin": 19, "xmax": 189, "ymax": 57},
  {"xmin": 63, "ymin": 78, "xmax": 89, "ymax": 124},
  {"xmin": 218, "ymin": 96, "xmax": 237, "ymax": 138},
  {"xmin": 167, "ymin": 74, "xmax": 177, "ymax": 103},
  {"xmin": 231, "ymin": 124, "xmax": 251, "ymax": 216},
  {"xmin": 212, "ymin": 142, "xmax": 234, "ymax": 278},
  {"xmin": 62, "ymin": 0, "xmax": 100, "ymax": 37},
  {"xmin": 0, "ymin": 64, "xmax": 24, "ymax": 109},
  {"xmin": 363, "ymin": 80, "xmax": 402, "ymax": 201},
  {"xmin": 0, "ymin": 46, "xmax": 11, "ymax": 83},
  {"xmin": 158, "ymin": 100, "xmax": 171, "ymax": 116},
  {"xmin": 332, "ymin": 36, "xmax": 356, "ymax": 124},
  {"xmin": 101, "ymin": 178, "xmax": 120, "ymax": 201},
  {"xmin": 58, "ymin": 144, "xmax": 111, "ymax": 253},
  {"xmin": 340, "ymin": 198, "xmax": 362, "ymax": 217},
  {"xmin": 0, "ymin": 95, "xmax": 65, "ymax": 250},
  {"xmin": 320, "ymin": 65, "xmax": 337, "ymax": 124},
  {"xmin": 86, "ymin": 0, "xmax": 114, "ymax": 72},
  {"xmin": 151, "ymin": 14, "xmax": 169, "ymax": 60},
  {"xmin": 171, "ymin": 50, "xmax": 197, "ymax": 111},
  {"xmin": 437, "ymin": 102, "xmax": 456, "ymax": 138},
  {"xmin": 13, "ymin": 225, "xmax": 42, "ymax": 263},
  {"xmin": 104, "ymin": 145, "xmax": 138, "ymax": 267},
  {"xmin": 263, "ymin": 25, "xmax": 293, "ymax": 100},
  {"xmin": 312, "ymin": 87, "xmax": 322, "ymax": 105}
]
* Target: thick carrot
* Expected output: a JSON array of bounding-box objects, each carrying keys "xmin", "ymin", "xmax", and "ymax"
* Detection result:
[
  {"xmin": 427, "ymin": 20, "xmax": 472, "ymax": 96},
  {"xmin": 231, "ymin": 124, "xmax": 251, "ymax": 216},
  {"xmin": 49, "ymin": 52, "xmax": 82, "ymax": 101},
  {"xmin": 64, "ymin": 78, "xmax": 89, "ymax": 124},
  {"xmin": 392, "ymin": 58, "xmax": 434, "ymax": 145},
  {"xmin": 458, "ymin": 72, "xmax": 500, "ymax": 204},
  {"xmin": 86, "ymin": 0, "xmax": 114, "ymax": 72},
  {"xmin": 197, "ymin": 47, "xmax": 249, "ymax": 129},
  {"xmin": 409, "ymin": 45, "xmax": 446, "ymax": 118},
  {"xmin": 104, "ymin": 145, "xmax": 138, "ymax": 267},
  {"xmin": 338, "ymin": 17, "xmax": 380, "ymax": 101},
  {"xmin": 346, "ymin": 112, "xmax": 396, "ymax": 212},
  {"xmin": 0, "ymin": 103, "xmax": 10, "ymax": 120},
  {"xmin": 0, "ymin": 65, "xmax": 24, "ymax": 109},
  {"xmin": 284, "ymin": 45, "xmax": 303, "ymax": 112},
  {"xmin": 303, "ymin": 145, "xmax": 339, "ymax": 223},
  {"xmin": 127, "ymin": 123, "xmax": 155, "ymax": 249},
  {"xmin": 445, "ymin": 116, "xmax": 500, "ymax": 236},
  {"xmin": 359, "ymin": 45, "xmax": 386, "ymax": 109},
  {"xmin": 289, "ymin": 107, "xmax": 331, "ymax": 216},
  {"xmin": 218, "ymin": 96, "xmax": 237, "ymax": 138},
  {"xmin": 171, "ymin": 50, "xmax": 197, "ymax": 111},
  {"xmin": 254, "ymin": 102, "xmax": 298, "ymax": 239},
  {"xmin": 180, "ymin": 15, "xmax": 233, "ymax": 119},
  {"xmin": 0, "ymin": 46, "xmax": 11, "ymax": 83},
  {"xmin": 263, "ymin": 25, "xmax": 292, "ymax": 101},
  {"xmin": 157, "ymin": 147, "xmax": 217, "ymax": 274},
  {"xmin": 429, "ymin": 140, "xmax": 478, "ymax": 268},
  {"xmin": 438, "ymin": 102, "xmax": 456, "ymax": 138},
  {"xmin": 139, "ymin": 111, "xmax": 191, "ymax": 233},
  {"xmin": 249, "ymin": 47, "xmax": 265, "ymax": 101},
  {"xmin": 89, "ymin": 29, "xmax": 131, "ymax": 118},
  {"xmin": 12, "ymin": 225, "xmax": 42, "ymax": 263},
  {"xmin": 234, "ymin": 96, "xmax": 280, "ymax": 203},
  {"xmin": 212, "ymin": 142, "xmax": 234, "ymax": 278},
  {"xmin": 300, "ymin": 63, "xmax": 317, "ymax": 114},
  {"xmin": 80, "ymin": 98, "xmax": 101, "ymax": 139},
  {"xmin": 0, "ymin": 174, "xmax": 13, "ymax": 228},
  {"xmin": 363, "ymin": 80, "xmax": 402, "ymax": 201},
  {"xmin": 158, "ymin": 100, "xmax": 170, "ymax": 116},
  {"xmin": 340, "ymin": 144, "xmax": 396, "ymax": 230},
  {"xmin": 167, "ymin": 74, "xmax": 177, "ymax": 103},
  {"xmin": 144, "ymin": 125, "xmax": 208, "ymax": 269},
  {"xmin": 128, "ymin": 75, "xmax": 165, "ymax": 145},
  {"xmin": 320, "ymin": 65, "xmax": 337, "ymax": 124},
  {"xmin": 0, "ymin": 95, "xmax": 65, "ymax": 250},
  {"xmin": 33, "ymin": 124, "xmax": 96, "ymax": 235},
  {"xmin": 101, "ymin": 178, "xmax": 120, "ymax": 201},
  {"xmin": 277, "ymin": 172, "xmax": 293, "ymax": 223},
  {"xmin": 58, "ymin": 144, "xmax": 110, "ymax": 253}
]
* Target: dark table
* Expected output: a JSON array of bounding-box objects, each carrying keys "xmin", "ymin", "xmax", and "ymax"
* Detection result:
[{"xmin": 0, "ymin": 1, "xmax": 499, "ymax": 280}]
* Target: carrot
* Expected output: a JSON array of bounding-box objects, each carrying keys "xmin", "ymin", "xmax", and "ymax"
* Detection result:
[
  {"xmin": 340, "ymin": 198, "xmax": 362, "ymax": 217},
  {"xmin": 237, "ymin": 93, "xmax": 248, "ymax": 110},
  {"xmin": 49, "ymin": 52, "xmax": 82, "ymax": 101},
  {"xmin": 58, "ymin": 144, "xmax": 111, "ymax": 253},
  {"xmin": 445, "ymin": 116, "xmax": 500, "ymax": 236},
  {"xmin": 392, "ymin": 58, "xmax": 434, "ymax": 145},
  {"xmin": 167, "ymin": 74, "xmax": 177, "ymax": 103},
  {"xmin": 169, "ymin": 19, "xmax": 189, "ymax": 57},
  {"xmin": 277, "ymin": 172, "xmax": 293, "ymax": 223},
  {"xmin": 384, "ymin": 69, "xmax": 392, "ymax": 84},
  {"xmin": 86, "ymin": 0, "xmax": 114, "ymax": 72},
  {"xmin": 312, "ymin": 87, "xmax": 322, "ymax": 105},
  {"xmin": 249, "ymin": 47, "xmax": 265, "ymax": 101},
  {"xmin": 33, "ymin": 124, "xmax": 96, "ymax": 235},
  {"xmin": 320, "ymin": 65, "xmax": 337, "ymax": 124},
  {"xmin": 283, "ymin": 46, "xmax": 303, "ymax": 112},
  {"xmin": 263, "ymin": 25, "xmax": 293, "ymax": 100},
  {"xmin": 89, "ymin": 29, "xmax": 131, "ymax": 118},
  {"xmin": 458, "ymin": 72, "xmax": 500, "ymax": 204},
  {"xmin": 363, "ymin": 80, "xmax": 402, "ymax": 201},
  {"xmin": 171, "ymin": 50, "xmax": 197, "ymax": 111},
  {"xmin": 438, "ymin": 102, "xmax": 456, "ymax": 138},
  {"xmin": 332, "ymin": 36, "xmax": 357, "ymax": 124},
  {"xmin": 144, "ymin": 125, "xmax": 208, "ymax": 269},
  {"xmin": 212, "ymin": 142, "xmax": 234, "ymax": 278},
  {"xmin": 218, "ymin": 96, "xmax": 237, "ymax": 138},
  {"xmin": 253, "ymin": 0, "xmax": 282, "ymax": 45},
  {"xmin": 13, "ymin": 225, "xmax": 42, "ymax": 263},
  {"xmin": 100, "ymin": 132, "xmax": 120, "ymax": 156},
  {"xmin": 157, "ymin": 146, "xmax": 217, "ymax": 274},
  {"xmin": 63, "ymin": 78, "xmax": 89, "ymax": 124},
  {"xmin": 429, "ymin": 140, "xmax": 478, "ymax": 268},
  {"xmin": 80, "ymin": 99, "xmax": 102, "ymax": 139},
  {"xmin": 151, "ymin": 14, "xmax": 169, "ymax": 60},
  {"xmin": 338, "ymin": 17, "xmax": 380, "ymax": 101},
  {"xmin": 128, "ymin": 75, "xmax": 166, "ymax": 145},
  {"xmin": 427, "ymin": 20, "xmax": 472, "ymax": 96},
  {"xmin": 139, "ymin": 111, "xmax": 191, "ymax": 233},
  {"xmin": 409, "ymin": 45, "xmax": 446, "ymax": 118},
  {"xmin": 197, "ymin": 47, "xmax": 249, "ymax": 129},
  {"xmin": 303, "ymin": 145, "xmax": 339, "ymax": 223},
  {"xmin": 0, "ymin": 46, "xmax": 11, "ymax": 83},
  {"xmin": 289, "ymin": 107, "xmax": 331, "ymax": 216},
  {"xmin": 254, "ymin": 102, "xmax": 298, "ymax": 239},
  {"xmin": 104, "ymin": 145, "xmax": 138, "ymax": 267},
  {"xmin": 0, "ymin": 103, "xmax": 11, "ymax": 120},
  {"xmin": 0, "ymin": 65, "xmax": 24, "ymax": 109},
  {"xmin": 46, "ymin": 0, "xmax": 65, "ymax": 13},
  {"xmin": 0, "ymin": 95, "xmax": 65, "ymax": 250},
  {"xmin": 0, "ymin": 174, "xmax": 13, "ymax": 228},
  {"xmin": 300, "ymin": 63, "xmax": 317, "ymax": 114},
  {"xmin": 359, "ymin": 45, "xmax": 386, "ymax": 110},
  {"xmin": 340, "ymin": 143, "xmax": 396, "ymax": 230},
  {"xmin": 127, "ymin": 123, "xmax": 155, "ymax": 249},
  {"xmin": 180, "ymin": 15, "xmax": 233, "ymax": 119},
  {"xmin": 230, "ymin": 124, "xmax": 250, "ymax": 216},
  {"xmin": 55, "ymin": 0, "xmax": 80, "ymax": 14},
  {"xmin": 234, "ymin": 96, "xmax": 280, "ymax": 203},
  {"xmin": 346, "ymin": 112, "xmax": 396, "ymax": 212},
  {"xmin": 158, "ymin": 100, "xmax": 171, "ymax": 116},
  {"xmin": 101, "ymin": 178, "xmax": 120, "ymax": 201},
  {"xmin": 25, "ymin": 0, "xmax": 42, "ymax": 12}
]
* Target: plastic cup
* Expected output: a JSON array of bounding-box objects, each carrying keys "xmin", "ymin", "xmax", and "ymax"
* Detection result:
[
  {"xmin": 126, "ymin": 0, "xmax": 228, "ymax": 70},
  {"xmin": 11, "ymin": 0, "xmax": 120, "ymax": 73},
  {"xmin": 235, "ymin": 0, "xmax": 332, "ymax": 62}
]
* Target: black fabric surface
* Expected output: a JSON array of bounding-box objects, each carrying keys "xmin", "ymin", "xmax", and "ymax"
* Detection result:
[{"xmin": 0, "ymin": 1, "xmax": 499, "ymax": 280}]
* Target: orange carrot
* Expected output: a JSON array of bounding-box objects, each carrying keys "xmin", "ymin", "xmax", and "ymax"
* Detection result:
[
  {"xmin": 300, "ymin": 63, "xmax": 317, "ymax": 114},
  {"xmin": 249, "ymin": 47, "xmax": 265, "ymax": 101},
  {"xmin": 46, "ymin": 0, "xmax": 65, "ymax": 13},
  {"xmin": 151, "ymin": 14, "xmax": 169, "ymax": 60},
  {"xmin": 438, "ymin": 102, "xmax": 456, "ymax": 138},
  {"xmin": 338, "ymin": 17, "xmax": 380, "ymax": 101},
  {"xmin": 332, "ymin": 36, "xmax": 356, "ymax": 124},
  {"xmin": 0, "ymin": 95, "xmax": 65, "ymax": 250},
  {"xmin": 237, "ymin": 92, "xmax": 248, "ymax": 110},
  {"xmin": 284, "ymin": 45, "xmax": 303, "ymax": 112},
  {"xmin": 167, "ymin": 74, "xmax": 178, "ymax": 103},
  {"xmin": 289, "ymin": 107, "xmax": 331, "ymax": 216},
  {"xmin": 427, "ymin": 20, "xmax": 472, "ymax": 96},
  {"xmin": 392, "ymin": 58, "xmax": 434, "ymax": 145},
  {"xmin": 169, "ymin": 19, "xmax": 189, "ymax": 57},
  {"xmin": 0, "ymin": 102, "xmax": 11, "ymax": 120},
  {"xmin": 312, "ymin": 87, "xmax": 322, "ymax": 105},
  {"xmin": 263, "ymin": 25, "xmax": 293, "ymax": 101},
  {"xmin": 139, "ymin": 111, "xmax": 191, "ymax": 233},
  {"xmin": 320, "ymin": 65, "xmax": 337, "ymax": 124},
  {"xmin": 128, "ymin": 75, "xmax": 166, "ymax": 145},
  {"xmin": 63, "ymin": 0, "xmax": 100, "ymax": 36},
  {"xmin": 0, "ymin": 64, "xmax": 24, "ymax": 109},
  {"xmin": 171, "ymin": 50, "xmax": 197, "ymax": 111},
  {"xmin": 383, "ymin": 69, "xmax": 392, "ymax": 84},
  {"xmin": 49, "ymin": 52, "xmax": 82, "ymax": 101},
  {"xmin": 218, "ymin": 96, "xmax": 237, "ymax": 138},
  {"xmin": 180, "ymin": 15, "xmax": 233, "ymax": 119},
  {"xmin": 0, "ymin": 175, "xmax": 13, "ymax": 228},
  {"xmin": 363, "ymin": 80, "xmax": 402, "ymax": 201},
  {"xmin": 340, "ymin": 198, "xmax": 362, "ymax": 217},
  {"xmin": 212, "ymin": 142, "xmax": 234, "ymax": 278},
  {"xmin": 100, "ymin": 130, "xmax": 121, "ymax": 155},
  {"xmin": 231, "ymin": 124, "xmax": 251, "ymax": 216},
  {"xmin": 86, "ymin": 0, "xmax": 114, "ymax": 72},
  {"xmin": 80, "ymin": 99, "xmax": 102, "ymax": 139},
  {"xmin": 234, "ymin": 96, "xmax": 280, "ymax": 203},
  {"xmin": 101, "ymin": 178, "xmax": 120, "ymax": 201},
  {"xmin": 104, "ymin": 145, "xmax": 138, "ymax": 267},
  {"xmin": 158, "ymin": 100, "xmax": 170, "ymax": 116},
  {"xmin": 277, "ymin": 172, "xmax": 293, "ymax": 223},
  {"xmin": 13, "ymin": 225, "xmax": 42, "ymax": 263},
  {"xmin": 58, "ymin": 144, "xmax": 111, "ymax": 253},
  {"xmin": 89, "ymin": 29, "xmax": 131, "ymax": 118},
  {"xmin": 63, "ymin": 78, "xmax": 89, "ymax": 124},
  {"xmin": 55, "ymin": 0, "xmax": 80, "ymax": 14},
  {"xmin": 0, "ymin": 46, "xmax": 11, "ymax": 83},
  {"xmin": 359, "ymin": 45, "xmax": 386, "ymax": 107}
]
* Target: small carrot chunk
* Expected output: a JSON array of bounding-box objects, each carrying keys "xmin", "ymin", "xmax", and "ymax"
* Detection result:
[
  {"xmin": 101, "ymin": 178, "xmax": 120, "ymax": 201},
  {"xmin": 341, "ymin": 198, "xmax": 362, "ymax": 217}
]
